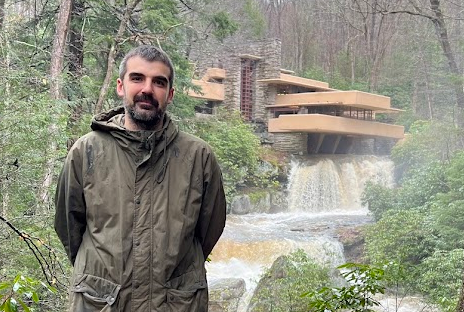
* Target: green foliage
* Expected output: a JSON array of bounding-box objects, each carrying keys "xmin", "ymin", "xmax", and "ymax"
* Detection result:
[
  {"xmin": 301, "ymin": 65, "xmax": 369, "ymax": 91},
  {"xmin": 377, "ymin": 84, "xmax": 412, "ymax": 110},
  {"xmin": 395, "ymin": 162, "xmax": 448, "ymax": 209},
  {"xmin": 305, "ymin": 263, "xmax": 386, "ymax": 312},
  {"xmin": 209, "ymin": 11, "xmax": 239, "ymax": 42},
  {"xmin": 423, "ymin": 152, "xmax": 464, "ymax": 250},
  {"xmin": 391, "ymin": 121, "xmax": 464, "ymax": 180},
  {"xmin": 302, "ymin": 66, "xmax": 369, "ymax": 92},
  {"xmin": 431, "ymin": 200, "xmax": 464, "ymax": 250},
  {"xmin": 250, "ymin": 250, "xmax": 331, "ymax": 312},
  {"xmin": 0, "ymin": 275, "xmax": 56, "ymax": 312},
  {"xmin": 364, "ymin": 209, "xmax": 435, "ymax": 267},
  {"xmin": 243, "ymin": 0, "xmax": 266, "ymax": 38},
  {"xmin": 168, "ymin": 91, "xmax": 202, "ymax": 122},
  {"xmin": 190, "ymin": 109, "xmax": 261, "ymax": 199},
  {"xmin": 362, "ymin": 128, "xmax": 464, "ymax": 308},
  {"xmin": 141, "ymin": 0, "xmax": 179, "ymax": 32},
  {"xmin": 441, "ymin": 151, "xmax": 464, "ymax": 199},
  {"xmin": 0, "ymin": 9, "xmax": 71, "ymax": 311},
  {"xmin": 247, "ymin": 190, "xmax": 268, "ymax": 205},
  {"xmin": 167, "ymin": 48, "xmax": 204, "ymax": 121},
  {"xmin": 362, "ymin": 160, "xmax": 447, "ymax": 221},
  {"xmin": 417, "ymin": 249, "xmax": 463, "ymax": 311},
  {"xmin": 394, "ymin": 109, "xmax": 418, "ymax": 133},
  {"xmin": 362, "ymin": 182, "xmax": 396, "ymax": 221}
]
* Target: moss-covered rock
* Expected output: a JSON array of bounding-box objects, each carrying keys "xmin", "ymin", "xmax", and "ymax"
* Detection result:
[{"xmin": 209, "ymin": 278, "xmax": 246, "ymax": 312}]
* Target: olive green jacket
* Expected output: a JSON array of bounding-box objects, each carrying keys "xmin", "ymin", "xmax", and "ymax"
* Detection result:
[{"xmin": 55, "ymin": 106, "xmax": 227, "ymax": 311}]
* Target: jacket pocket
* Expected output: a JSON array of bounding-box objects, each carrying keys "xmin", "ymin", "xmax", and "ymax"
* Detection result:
[
  {"xmin": 70, "ymin": 274, "xmax": 121, "ymax": 312},
  {"xmin": 166, "ymin": 283, "xmax": 207, "ymax": 312}
]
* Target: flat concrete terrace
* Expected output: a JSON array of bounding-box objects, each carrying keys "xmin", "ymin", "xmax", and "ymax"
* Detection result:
[
  {"xmin": 266, "ymin": 88, "xmax": 404, "ymax": 139},
  {"xmin": 189, "ymin": 68, "xmax": 226, "ymax": 101},
  {"xmin": 272, "ymin": 90, "xmax": 393, "ymax": 111},
  {"xmin": 189, "ymin": 80, "xmax": 225, "ymax": 101},
  {"xmin": 268, "ymin": 114, "xmax": 405, "ymax": 139},
  {"xmin": 199, "ymin": 68, "xmax": 226, "ymax": 81},
  {"xmin": 258, "ymin": 73, "xmax": 335, "ymax": 91}
]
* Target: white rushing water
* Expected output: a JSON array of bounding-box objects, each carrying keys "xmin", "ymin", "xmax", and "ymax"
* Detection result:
[
  {"xmin": 206, "ymin": 155, "xmax": 396, "ymax": 310},
  {"xmin": 287, "ymin": 155, "xmax": 395, "ymax": 213}
]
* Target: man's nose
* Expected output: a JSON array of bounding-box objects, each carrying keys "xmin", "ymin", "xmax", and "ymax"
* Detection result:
[{"xmin": 141, "ymin": 81, "xmax": 153, "ymax": 94}]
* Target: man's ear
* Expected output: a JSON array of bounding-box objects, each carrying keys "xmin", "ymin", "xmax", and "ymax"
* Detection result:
[
  {"xmin": 116, "ymin": 78, "xmax": 124, "ymax": 97},
  {"xmin": 167, "ymin": 88, "xmax": 175, "ymax": 104}
]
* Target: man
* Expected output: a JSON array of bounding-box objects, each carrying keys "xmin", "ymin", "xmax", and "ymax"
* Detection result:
[{"xmin": 55, "ymin": 45, "xmax": 227, "ymax": 311}]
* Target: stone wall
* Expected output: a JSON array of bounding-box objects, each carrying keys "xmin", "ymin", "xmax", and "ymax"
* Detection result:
[
  {"xmin": 270, "ymin": 133, "xmax": 308, "ymax": 154},
  {"xmin": 254, "ymin": 40, "xmax": 281, "ymax": 122},
  {"xmin": 189, "ymin": 38, "xmax": 402, "ymax": 156},
  {"xmin": 189, "ymin": 38, "xmax": 324, "ymax": 153},
  {"xmin": 189, "ymin": 38, "xmax": 282, "ymax": 121}
]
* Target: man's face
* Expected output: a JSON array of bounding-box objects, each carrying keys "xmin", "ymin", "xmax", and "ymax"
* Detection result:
[{"xmin": 117, "ymin": 56, "xmax": 174, "ymax": 130}]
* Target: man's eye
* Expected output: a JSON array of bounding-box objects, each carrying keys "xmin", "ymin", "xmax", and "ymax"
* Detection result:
[
  {"xmin": 154, "ymin": 80, "xmax": 166, "ymax": 86},
  {"xmin": 131, "ymin": 76, "xmax": 143, "ymax": 82}
]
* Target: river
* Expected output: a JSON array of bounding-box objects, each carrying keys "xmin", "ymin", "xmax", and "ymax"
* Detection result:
[{"xmin": 206, "ymin": 155, "xmax": 397, "ymax": 311}]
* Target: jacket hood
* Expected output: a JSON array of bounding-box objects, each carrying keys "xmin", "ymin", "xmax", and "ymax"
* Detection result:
[{"xmin": 91, "ymin": 106, "xmax": 179, "ymax": 182}]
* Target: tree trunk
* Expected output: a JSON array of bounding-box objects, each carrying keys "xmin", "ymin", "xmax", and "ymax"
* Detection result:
[
  {"xmin": 0, "ymin": 1, "xmax": 11, "ymax": 218},
  {"xmin": 50, "ymin": 0, "xmax": 72, "ymax": 100},
  {"xmin": 68, "ymin": 0, "xmax": 86, "ymax": 131},
  {"xmin": 418, "ymin": 48, "xmax": 434, "ymax": 120},
  {"xmin": 457, "ymin": 270, "xmax": 464, "ymax": 312},
  {"xmin": 429, "ymin": 0, "xmax": 464, "ymax": 128},
  {"xmin": 69, "ymin": 0, "xmax": 85, "ymax": 77},
  {"xmin": 39, "ymin": 0, "xmax": 72, "ymax": 211},
  {"xmin": 94, "ymin": 0, "xmax": 142, "ymax": 114},
  {"xmin": 0, "ymin": 0, "xmax": 5, "ymax": 31}
]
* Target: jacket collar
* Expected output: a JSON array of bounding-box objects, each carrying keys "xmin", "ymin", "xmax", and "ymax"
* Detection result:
[
  {"xmin": 91, "ymin": 106, "xmax": 179, "ymax": 183},
  {"xmin": 91, "ymin": 106, "xmax": 178, "ymax": 148}
]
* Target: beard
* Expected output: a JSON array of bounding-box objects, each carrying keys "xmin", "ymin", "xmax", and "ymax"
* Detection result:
[{"xmin": 124, "ymin": 94, "xmax": 166, "ymax": 130}]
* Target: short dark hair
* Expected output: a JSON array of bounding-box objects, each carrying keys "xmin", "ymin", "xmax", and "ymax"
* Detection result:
[{"xmin": 119, "ymin": 45, "xmax": 175, "ymax": 88}]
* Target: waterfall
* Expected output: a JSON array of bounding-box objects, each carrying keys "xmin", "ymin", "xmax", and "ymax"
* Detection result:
[
  {"xmin": 287, "ymin": 155, "xmax": 395, "ymax": 213},
  {"xmin": 207, "ymin": 155, "xmax": 396, "ymax": 311}
]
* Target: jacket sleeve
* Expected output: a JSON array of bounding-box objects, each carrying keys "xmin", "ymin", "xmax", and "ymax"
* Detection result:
[
  {"xmin": 54, "ymin": 144, "xmax": 87, "ymax": 265},
  {"xmin": 196, "ymin": 151, "xmax": 227, "ymax": 259}
]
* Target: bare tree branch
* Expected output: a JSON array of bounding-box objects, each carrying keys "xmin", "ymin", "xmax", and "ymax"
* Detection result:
[
  {"xmin": 94, "ymin": 0, "xmax": 142, "ymax": 114},
  {"xmin": 0, "ymin": 215, "xmax": 66, "ymax": 288}
]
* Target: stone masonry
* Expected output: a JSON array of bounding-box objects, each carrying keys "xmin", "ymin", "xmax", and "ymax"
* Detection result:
[{"xmin": 190, "ymin": 38, "xmax": 309, "ymax": 154}]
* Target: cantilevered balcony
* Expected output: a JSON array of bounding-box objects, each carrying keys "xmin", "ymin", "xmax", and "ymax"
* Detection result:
[
  {"xmin": 274, "ymin": 90, "xmax": 393, "ymax": 111},
  {"xmin": 268, "ymin": 114, "xmax": 404, "ymax": 139},
  {"xmin": 258, "ymin": 73, "xmax": 334, "ymax": 92},
  {"xmin": 266, "ymin": 90, "xmax": 404, "ymax": 140},
  {"xmin": 189, "ymin": 68, "xmax": 225, "ymax": 101}
]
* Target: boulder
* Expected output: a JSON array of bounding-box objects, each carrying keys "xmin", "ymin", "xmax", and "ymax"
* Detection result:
[
  {"xmin": 247, "ymin": 256, "xmax": 288, "ymax": 312},
  {"xmin": 230, "ymin": 195, "xmax": 252, "ymax": 215},
  {"xmin": 209, "ymin": 278, "xmax": 246, "ymax": 312},
  {"xmin": 230, "ymin": 190, "xmax": 288, "ymax": 215},
  {"xmin": 269, "ymin": 191, "xmax": 287, "ymax": 213},
  {"xmin": 336, "ymin": 226, "xmax": 366, "ymax": 263}
]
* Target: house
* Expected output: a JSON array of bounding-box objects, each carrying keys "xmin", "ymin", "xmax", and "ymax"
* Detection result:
[{"xmin": 188, "ymin": 39, "xmax": 404, "ymax": 155}]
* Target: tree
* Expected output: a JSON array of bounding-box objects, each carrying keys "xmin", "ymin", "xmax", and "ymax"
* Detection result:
[
  {"xmin": 0, "ymin": 0, "xmax": 5, "ymax": 31},
  {"xmin": 94, "ymin": 0, "xmax": 142, "ymax": 114},
  {"xmin": 67, "ymin": 0, "xmax": 86, "ymax": 131},
  {"xmin": 191, "ymin": 109, "xmax": 261, "ymax": 199},
  {"xmin": 419, "ymin": 250, "xmax": 463, "ymax": 312},
  {"xmin": 39, "ymin": 0, "xmax": 72, "ymax": 211},
  {"xmin": 371, "ymin": 0, "xmax": 464, "ymax": 126}
]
